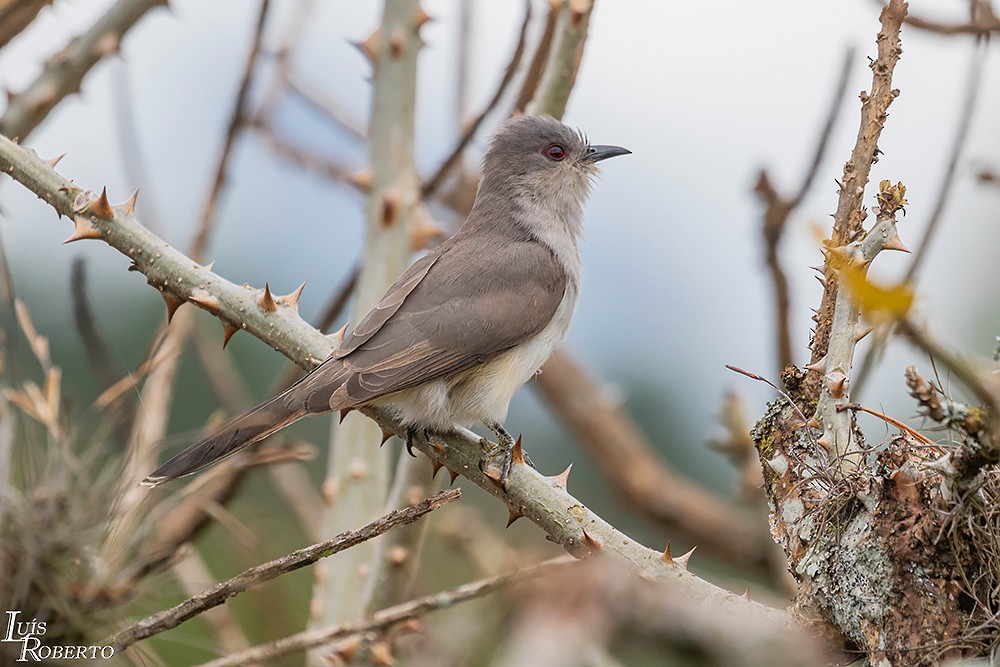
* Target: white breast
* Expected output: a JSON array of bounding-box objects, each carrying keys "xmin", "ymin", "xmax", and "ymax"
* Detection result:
[{"xmin": 380, "ymin": 280, "xmax": 579, "ymax": 431}]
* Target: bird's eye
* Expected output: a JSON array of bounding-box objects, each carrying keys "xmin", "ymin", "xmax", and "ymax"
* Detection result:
[{"xmin": 543, "ymin": 144, "xmax": 567, "ymax": 161}]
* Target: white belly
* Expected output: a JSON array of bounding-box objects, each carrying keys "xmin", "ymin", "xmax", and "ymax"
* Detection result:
[{"xmin": 380, "ymin": 282, "xmax": 578, "ymax": 430}]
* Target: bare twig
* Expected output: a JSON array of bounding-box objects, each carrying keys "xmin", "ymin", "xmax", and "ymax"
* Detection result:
[
  {"xmin": 513, "ymin": 0, "xmax": 560, "ymax": 113},
  {"xmin": 284, "ymin": 76, "xmax": 367, "ymax": 141},
  {"xmin": 198, "ymin": 556, "xmax": 576, "ymax": 667},
  {"xmin": 107, "ymin": 489, "xmax": 460, "ymax": 652},
  {"xmin": 251, "ymin": 118, "xmax": 367, "ymax": 190},
  {"xmin": 421, "ymin": 0, "xmax": 531, "ymax": 200},
  {"xmin": 754, "ymin": 48, "xmax": 853, "ymax": 373},
  {"xmin": 0, "ymin": 0, "xmax": 53, "ymax": 50},
  {"xmin": 527, "ymin": 0, "xmax": 593, "ymax": 119},
  {"xmin": 897, "ymin": 0, "xmax": 1000, "ymax": 36},
  {"xmin": 904, "ymin": 44, "xmax": 984, "ymax": 280},
  {"xmin": 190, "ymin": 0, "xmax": 272, "ymax": 260},
  {"xmin": 0, "ymin": 0, "xmax": 165, "ymax": 140},
  {"xmin": 806, "ymin": 0, "xmax": 907, "ymax": 392}
]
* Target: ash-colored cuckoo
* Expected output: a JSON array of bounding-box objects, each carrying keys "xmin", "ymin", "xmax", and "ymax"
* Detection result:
[{"xmin": 143, "ymin": 115, "xmax": 629, "ymax": 489}]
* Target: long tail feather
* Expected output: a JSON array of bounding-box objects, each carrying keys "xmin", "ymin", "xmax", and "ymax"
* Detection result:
[{"xmin": 141, "ymin": 394, "xmax": 307, "ymax": 487}]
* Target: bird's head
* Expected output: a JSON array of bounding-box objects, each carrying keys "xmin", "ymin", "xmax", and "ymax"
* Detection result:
[{"xmin": 478, "ymin": 115, "xmax": 630, "ymax": 234}]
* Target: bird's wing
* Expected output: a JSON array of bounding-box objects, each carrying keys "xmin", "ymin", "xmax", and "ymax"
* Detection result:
[{"xmin": 306, "ymin": 233, "xmax": 567, "ymax": 411}]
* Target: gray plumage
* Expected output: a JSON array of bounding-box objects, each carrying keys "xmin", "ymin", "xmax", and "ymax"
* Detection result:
[{"xmin": 143, "ymin": 115, "xmax": 629, "ymax": 487}]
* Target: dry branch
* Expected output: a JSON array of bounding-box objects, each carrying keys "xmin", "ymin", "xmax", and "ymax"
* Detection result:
[
  {"xmin": 0, "ymin": 0, "xmax": 52, "ymax": 50},
  {"xmin": 0, "ymin": 0, "xmax": 165, "ymax": 140},
  {"xmin": 805, "ymin": 0, "xmax": 907, "ymax": 392},
  {"xmin": 197, "ymin": 556, "xmax": 578, "ymax": 667},
  {"xmin": 106, "ymin": 489, "xmax": 460, "ymax": 652}
]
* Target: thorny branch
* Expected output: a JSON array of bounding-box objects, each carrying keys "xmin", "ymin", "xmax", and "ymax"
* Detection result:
[
  {"xmin": 805, "ymin": 0, "xmax": 907, "ymax": 395},
  {"xmin": 106, "ymin": 489, "xmax": 460, "ymax": 652},
  {"xmin": 0, "ymin": 0, "xmax": 166, "ymax": 140}
]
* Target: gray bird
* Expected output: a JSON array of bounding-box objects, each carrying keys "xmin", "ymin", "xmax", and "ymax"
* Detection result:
[{"xmin": 143, "ymin": 115, "xmax": 629, "ymax": 489}]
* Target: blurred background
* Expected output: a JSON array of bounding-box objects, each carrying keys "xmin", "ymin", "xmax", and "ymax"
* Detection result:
[{"xmin": 0, "ymin": 0, "xmax": 998, "ymax": 664}]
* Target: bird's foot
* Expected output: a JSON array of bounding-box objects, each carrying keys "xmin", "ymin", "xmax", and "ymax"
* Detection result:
[
  {"xmin": 404, "ymin": 427, "xmax": 431, "ymax": 457},
  {"xmin": 478, "ymin": 422, "xmax": 529, "ymax": 491}
]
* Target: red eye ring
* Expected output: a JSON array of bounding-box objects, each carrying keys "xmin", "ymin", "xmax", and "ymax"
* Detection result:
[{"xmin": 543, "ymin": 143, "xmax": 567, "ymax": 161}]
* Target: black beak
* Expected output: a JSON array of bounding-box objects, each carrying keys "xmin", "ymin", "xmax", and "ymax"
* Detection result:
[{"xmin": 585, "ymin": 144, "xmax": 631, "ymax": 162}]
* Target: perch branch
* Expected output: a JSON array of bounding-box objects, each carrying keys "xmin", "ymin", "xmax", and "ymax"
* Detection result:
[
  {"xmin": 0, "ymin": 0, "xmax": 165, "ymax": 140},
  {"xmin": 106, "ymin": 489, "xmax": 460, "ymax": 652}
]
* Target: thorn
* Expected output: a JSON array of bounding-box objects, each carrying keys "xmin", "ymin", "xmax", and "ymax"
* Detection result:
[
  {"xmin": 814, "ymin": 274, "xmax": 826, "ymax": 287},
  {"xmin": 369, "ymin": 641, "xmax": 395, "ymax": 667},
  {"xmin": 353, "ymin": 29, "xmax": 380, "ymax": 63},
  {"xmin": 277, "ymin": 281, "xmax": 306, "ymax": 310},
  {"xmin": 63, "ymin": 216, "xmax": 101, "ymax": 243},
  {"xmin": 380, "ymin": 427, "xmax": 394, "ymax": 446},
  {"xmin": 127, "ymin": 262, "xmax": 140, "ymax": 272},
  {"xmin": 582, "ymin": 529, "xmax": 603, "ymax": 551},
  {"xmin": 511, "ymin": 434, "xmax": 524, "ymax": 465},
  {"xmin": 816, "ymin": 432, "xmax": 831, "ymax": 450},
  {"xmin": 329, "ymin": 322, "xmax": 349, "ymax": 348},
  {"xmin": 506, "ymin": 509, "xmax": 523, "ymax": 528},
  {"xmin": 188, "ymin": 288, "xmax": 220, "ymax": 314},
  {"xmin": 548, "ymin": 464, "xmax": 572, "ymax": 490},
  {"xmin": 804, "ymin": 357, "xmax": 825, "ymax": 373},
  {"xmin": 855, "ymin": 326, "xmax": 874, "ymax": 343},
  {"xmin": 809, "ymin": 265, "xmax": 823, "ymax": 273},
  {"xmin": 331, "ymin": 637, "xmax": 361, "ymax": 663},
  {"xmin": 222, "ymin": 321, "xmax": 239, "ymax": 348},
  {"xmin": 258, "ymin": 282, "xmax": 278, "ymax": 312},
  {"xmin": 204, "ymin": 261, "xmax": 215, "ymax": 272},
  {"xmin": 675, "ymin": 546, "xmax": 696, "ymax": 569},
  {"xmin": 162, "ymin": 292, "xmax": 184, "ymax": 323},
  {"xmin": 86, "ymin": 186, "xmax": 114, "ymax": 219},
  {"xmin": 339, "ymin": 408, "xmax": 354, "ymax": 424},
  {"xmin": 399, "ymin": 619, "xmax": 424, "ymax": 635},
  {"xmin": 808, "ymin": 413, "xmax": 821, "ymax": 430},
  {"xmin": 827, "ymin": 371, "xmax": 847, "ymax": 399},
  {"xmin": 415, "ymin": 4, "xmax": 432, "ymax": 28},
  {"xmin": 349, "ymin": 168, "xmax": 371, "ymax": 190},
  {"xmin": 882, "ymin": 228, "xmax": 911, "ymax": 253},
  {"xmin": 431, "ymin": 459, "xmax": 444, "ymax": 479},
  {"xmin": 661, "ymin": 543, "xmax": 674, "ymax": 565},
  {"xmin": 448, "ymin": 468, "xmax": 459, "ymax": 485},
  {"xmin": 121, "ymin": 189, "xmax": 139, "ymax": 216},
  {"xmin": 742, "ymin": 587, "xmax": 751, "ymax": 601},
  {"xmin": 46, "ymin": 153, "xmax": 65, "ymax": 169}
]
